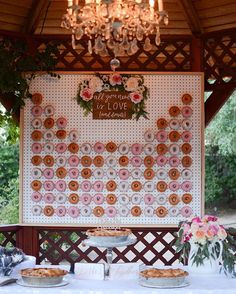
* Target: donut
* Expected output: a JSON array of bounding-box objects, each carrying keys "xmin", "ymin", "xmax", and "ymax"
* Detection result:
[
  {"xmin": 106, "ymin": 194, "xmax": 117, "ymax": 205},
  {"xmin": 182, "ymin": 156, "xmax": 192, "ymax": 167},
  {"xmin": 182, "ymin": 119, "xmax": 193, "ymax": 130},
  {"xmin": 43, "ymin": 129, "xmax": 54, "ymax": 140},
  {"xmin": 131, "ymin": 206, "xmax": 142, "ymax": 217},
  {"xmin": 143, "ymin": 181, "xmax": 155, "ymax": 192},
  {"xmin": 94, "ymin": 193, "xmax": 105, "ymax": 204},
  {"xmin": 119, "ymin": 194, "xmax": 130, "ymax": 205},
  {"xmin": 43, "ymin": 205, "xmax": 54, "ymax": 216},
  {"xmin": 119, "ymin": 156, "xmax": 129, "ymax": 166},
  {"xmin": 55, "ymin": 180, "xmax": 66, "ymax": 192},
  {"xmin": 131, "ymin": 143, "xmax": 142, "ymax": 155},
  {"xmin": 169, "ymin": 181, "xmax": 180, "ymax": 192},
  {"xmin": 156, "ymin": 155, "xmax": 168, "ymax": 166},
  {"xmin": 31, "ymin": 105, "xmax": 43, "ymax": 117},
  {"xmin": 31, "ymin": 156, "xmax": 42, "ymax": 166},
  {"xmin": 156, "ymin": 168, "xmax": 167, "ymax": 180},
  {"xmin": 81, "ymin": 168, "xmax": 92, "ymax": 179},
  {"xmin": 144, "ymin": 143, "xmax": 155, "ymax": 155},
  {"xmin": 169, "ymin": 119, "xmax": 180, "ymax": 130},
  {"xmin": 156, "ymin": 130, "xmax": 168, "ymax": 142},
  {"xmin": 81, "ymin": 143, "xmax": 92, "ymax": 154},
  {"xmin": 43, "ymin": 155, "xmax": 54, "ymax": 167},
  {"xmin": 168, "ymin": 168, "xmax": 180, "ymax": 180},
  {"xmin": 81, "ymin": 156, "xmax": 92, "ymax": 167},
  {"xmin": 44, "ymin": 118, "xmax": 54, "ymax": 129},
  {"xmin": 68, "ymin": 168, "xmax": 79, "ymax": 179},
  {"xmin": 32, "ymin": 205, "xmax": 42, "ymax": 216},
  {"xmin": 131, "ymin": 168, "xmax": 142, "ymax": 179},
  {"xmin": 31, "ymin": 143, "xmax": 42, "ymax": 154},
  {"xmin": 144, "ymin": 194, "xmax": 155, "ymax": 205},
  {"xmin": 181, "ymin": 143, "xmax": 192, "ymax": 154},
  {"xmin": 80, "ymin": 206, "xmax": 92, "ymax": 217},
  {"xmin": 131, "ymin": 156, "xmax": 142, "ymax": 167},
  {"xmin": 31, "ymin": 192, "xmax": 42, "ymax": 202},
  {"xmin": 131, "ymin": 181, "xmax": 142, "ymax": 192},
  {"xmin": 81, "ymin": 193, "xmax": 92, "ymax": 205},
  {"xmin": 156, "ymin": 144, "xmax": 168, "ymax": 155},
  {"xmin": 169, "ymin": 131, "xmax": 180, "ymax": 142},
  {"xmin": 181, "ymin": 181, "xmax": 192, "ymax": 192},
  {"xmin": 44, "ymin": 142, "xmax": 54, "ymax": 153},
  {"xmin": 169, "ymin": 207, "xmax": 180, "ymax": 217},
  {"xmin": 43, "ymin": 193, "xmax": 55, "ymax": 204},
  {"xmin": 55, "ymin": 193, "xmax": 67, "ymax": 204},
  {"xmin": 69, "ymin": 130, "xmax": 79, "ymax": 142},
  {"xmin": 93, "ymin": 155, "xmax": 104, "ymax": 167},
  {"xmin": 43, "ymin": 168, "xmax": 54, "ymax": 179},
  {"xmin": 144, "ymin": 207, "xmax": 154, "ymax": 217},
  {"xmin": 56, "ymin": 130, "xmax": 67, "ymax": 140},
  {"xmin": 106, "ymin": 180, "xmax": 117, "ymax": 191},
  {"xmin": 169, "ymin": 144, "xmax": 180, "ymax": 155},
  {"xmin": 44, "ymin": 105, "xmax": 55, "ymax": 117},
  {"xmin": 181, "ymin": 131, "xmax": 192, "ymax": 142},
  {"xmin": 32, "ymin": 93, "xmax": 43, "ymax": 105},
  {"xmin": 156, "ymin": 118, "xmax": 168, "ymax": 129},
  {"xmin": 156, "ymin": 181, "xmax": 167, "ymax": 192},
  {"xmin": 169, "ymin": 156, "xmax": 180, "ymax": 167},
  {"xmin": 182, "ymin": 193, "xmax": 192, "ymax": 204},
  {"xmin": 93, "ymin": 206, "xmax": 104, "ymax": 217},
  {"xmin": 69, "ymin": 193, "xmax": 79, "ymax": 204},
  {"xmin": 156, "ymin": 194, "xmax": 167, "ymax": 205},
  {"xmin": 180, "ymin": 206, "xmax": 192, "ymax": 218},
  {"xmin": 31, "ymin": 118, "xmax": 42, "ymax": 129},
  {"xmin": 106, "ymin": 142, "xmax": 117, "ymax": 153},
  {"xmin": 169, "ymin": 193, "xmax": 180, "ymax": 205},
  {"xmin": 119, "ymin": 206, "xmax": 129, "ymax": 217},
  {"xmin": 56, "ymin": 117, "xmax": 67, "ymax": 129},
  {"xmin": 118, "ymin": 143, "xmax": 129, "ymax": 154},
  {"xmin": 56, "ymin": 206, "xmax": 67, "ymax": 217},
  {"xmin": 144, "ymin": 129, "xmax": 155, "ymax": 142},
  {"xmin": 118, "ymin": 169, "xmax": 129, "ymax": 180},
  {"xmin": 31, "ymin": 180, "xmax": 42, "ymax": 191},
  {"xmin": 68, "ymin": 143, "xmax": 79, "ymax": 154},
  {"xmin": 93, "ymin": 181, "xmax": 104, "ymax": 192},
  {"xmin": 93, "ymin": 168, "xmax": 104, "ymax": 179},
  {"xmin": 181, "ymin": 106, "xmax": 193, "ymax": 118},
  {"xmin": 56, "ymin": 167, "xmax": 67, "ymax": 178},
  {"xmin": 31, "ymin": 130, "xmax": 42, "ymax": 141},
  {"xmin": 181, "ymin": 169, "xmax": 192, "ymax": 180},
  {"xmin": 144, "ymin": 168, "xmax": 155, "ymax": 180},
  {"xmin": 68, "ymin": 206, "xmax": 79, "ymax": 218},
  {"xmin": 119, "ymin": 181, "xmax": 129, "ymax": 192},
  {"xmin": 55, "ymin": 143, "xmax": 67, "ymax": 153},
  {"xmin": 68, "ymin": 155, "xmax": 79, "ymax": 167},
  {"xmin": 169, "ymin": 106, "xmax": 180, "ymax": 117},
  {"xmin": 94, "ymin": 142, "xmax": 105, "ymax": 153},
  {"xmin": 106, "ymin": 156, "xmax": 117, "ymax": 167},
  {"xmin": 131, "ymin": 194, "xmax": 142, "ymax": 205},
  {"xmin": 106, "ymin": 168, "xmax": 117, "ymax": 179},
  {"xmin": 56, "ymin": 156, "xmax": 67, "ymax": 167},
  {"xmin": 105, "ymin": 206, "xmax": 117, "ymax": 218},
  {"xmin": 182, "ymin": 93, "xmax": 192, "ymax": 105},
  {"xmin": 43, "ymin": 181, "xmax": 54, "ymax": 191},
  {"xmin": 81, "ymin": 180, "xmax": 92, "ymax": 192},
  {"xmin": 156, "ymin": 206, "xmax": 168, "ymax": 218}
]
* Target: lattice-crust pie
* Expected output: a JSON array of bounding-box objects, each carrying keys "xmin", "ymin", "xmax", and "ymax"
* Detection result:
[
  {"xmin": 21, "ymin": 268, "xmax": 68, "ymax": 277},
  {"xmin": 140, "ymin": 268, "xmax": 189, "ymax": 279},
  {"xmin": 86, "ymin": 228, "xmax": 132, "ymax": 237}
]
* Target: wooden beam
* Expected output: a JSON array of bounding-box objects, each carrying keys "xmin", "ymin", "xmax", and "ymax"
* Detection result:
[
  {"xmin": 22, "ymin": 0, "xmax": 51, "ymax": 34},
  {"xmin": 178, "ymin": 0, "xmax": 204, "ymax": 35}
]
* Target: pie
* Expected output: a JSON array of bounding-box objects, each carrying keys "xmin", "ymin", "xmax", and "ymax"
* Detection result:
[
  {"xmin": 140, "ymin": 268, "xmax": 188, "ymax": 279},
  {"xmin": 86, "ymin": 228, "xmax": 132, "ymax": 237},
  {"xmin": 21, "ymin": 268, "xmax": 68, "ymax": 277}
]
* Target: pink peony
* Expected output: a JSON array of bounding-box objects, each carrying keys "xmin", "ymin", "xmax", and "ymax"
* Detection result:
[
  {"xmin": 130, "ymin": 92, "xmax": 143, "ymax": 104},
  {"xmin": 192, "ymin": 217, "xmax": 201, "ymax": 223},
  {"xmin": 80, "ymin": 88, "xmax": 93, "ymax": 101},
  {"xmin": 218, "ymin": 227, "xmax": 227, "ymax": 240},
  {"xmin": 109, "ymin": 74, "xmax": 122, "ymax": 86},
  {"xmin": 203, "ymin": 215, "xmax": 218, "ymax": 222}
]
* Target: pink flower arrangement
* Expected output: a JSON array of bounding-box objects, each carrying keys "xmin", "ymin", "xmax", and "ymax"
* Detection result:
[
  {"xmin": 130, "ymin": 92, "xmax": 143, "ymax": 104},
  {"xmin": 109, "ymin": 74, "xmax": 122, "ymax": 86},
  {"xmin": 80, "ymin": 88, "xmax": 93, "ymax": 102}
]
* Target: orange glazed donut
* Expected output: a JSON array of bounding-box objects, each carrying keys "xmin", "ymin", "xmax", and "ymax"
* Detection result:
[
  {"xmin": 169, "ymin": 193, "xmax": 180, "ymax": 205},
  {"xmin": 168, "ymin": 168, "xmax": 180, "ymax": 180},
  {"xmin": 31, "ymin": 156, "xmax": 42, "ymax": 166},
  {"xmin": 106, "ymin": 194, "xmax": 117, "ymax": 205},
  {"xmin": 182, "ymin": 193, "xmax": 192, "ymax": 204},
  {"xmin": 157, "ymin": 118, "xmax": 168, "ymax": 129},
  {"xmin": 182, "ymin": 93, "xmax": 193, "ymax": 105},
  {"xmin": 68, "ymin": 143, "xmax": 79, "ymax": 154},
  {"xmin": 44, "ymin": 118, "xmax": 54, "ymax": 129},
  {"xmin": 157, "ymin": 181, "xmax": 167, "ymax": 192},
  {"xmin": 81, "ymin": 168, "xmax": 92, "ymax": 179},
  {"xmin": 56, "ymin": 167, "xmax": 67, "ymax": 178},
  {"xmin": 131, "ymin": 181, "xmax": 142, "ymax": 192},
  {"xmin": 69, "ymin": 193, "xmax": 79, "ymax": 204},
  {"xmin": 119, "ymin": 156, "xmax": 129, "ymax": 166},
  {"xmin": 131, "ymin": 206, "xmax": 142, "ymax": 217},
  {"xmin": 144, "ymin": 168, "xmax": 155, "ymax": 180},
  {"xmin": 181, "ymin": 143, "xmax": 192, "ymax": 154},
  {"xmin": 56, "ymin": 130, "xmax": 67, "ymax": 140},
  {"xmin": 81, "ymin": 156, "xmax": 92, "ymax": 167},
  {"xmin": 43, "ymin": 155, "xmax": 54, "ymax": 167},
  {"xmin": 93, "ymin": 155, "xmax": 104, "ymax": 167},
  {"xmin": 31, "ymin": 130, "xmax": 42, "ymax": 141},
  {"xmin": 156, "ymin": 144, "xmax": 168, "ymax": 155},
  {"xmin": 68, "ymin": 180, "xmax": 79, "ymax": 191},
  {"xmin": 182, "ymin": 156, "xmax": 192, "ymax": 167},
  {"xmin": 144, "ymin": 156, "xmax": 155, "ymax": 168},
  {"xmin": 31, "ymin": 180, "xmax": 42, "ymax": 191},
  {"xmin": 156, "ymin": 206, "xmax": 168, "ymax": 218},
  {"xmin": 106, "ymin": 180, "xmax": 117, "ymax": 191},
  {"xmin": 32, "ymin": 93, "xmax": 43, "ymax": 105},
  {"xmin": 169, "ymin": 106, "xmax": 180, "ymax": 117},
  {"xmin": 106, "ymin": 142, "xmax": 117, "ymax": 153},
  {"xmin": 93, "ymin": 206, "xmax": 104, "ymax": 217},
  {"xmin": 43, "ymin": 205, "xmax": 54, "ymax": 217},
  {"xmin": 169, "ymin": 131, "xmax": 180, "ymax": 142}
]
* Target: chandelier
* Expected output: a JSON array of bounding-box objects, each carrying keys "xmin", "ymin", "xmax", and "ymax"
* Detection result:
[{"xmin": 61, "ymin": 0, "xmax": 168, "ymax": 63}]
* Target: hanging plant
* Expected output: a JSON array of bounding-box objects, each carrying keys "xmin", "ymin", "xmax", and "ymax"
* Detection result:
[{"xmin": 76, "ymin": 73, "xmax": 149, "ymax": 120}]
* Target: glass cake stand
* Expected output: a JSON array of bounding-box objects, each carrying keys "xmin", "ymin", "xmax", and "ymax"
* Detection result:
[{"xmin": 83, "ymin": 235, "xmax": 137, "ymax": 279}]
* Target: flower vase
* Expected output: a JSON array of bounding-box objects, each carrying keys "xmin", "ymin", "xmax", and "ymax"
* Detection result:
[{"xmin": 188, "ymin": 241, "xmax": 223, "ymax": 275}]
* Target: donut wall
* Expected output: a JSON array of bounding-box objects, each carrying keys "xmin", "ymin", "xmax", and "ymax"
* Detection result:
[{"xmin": 21, "ymin": 73, "xmax": 204, "ymax": 226}]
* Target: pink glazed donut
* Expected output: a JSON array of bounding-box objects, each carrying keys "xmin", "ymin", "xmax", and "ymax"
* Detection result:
[
  {"xmin": 131, "ymin": 143, "xmax": 142, "ymax": 155},
  {"xmin": 118, "ymin": 169, "xmax": 130, "ymax": 180},
  {"xmin": 43, "ymin": 168, "xmax": 54, "ymax": 179},
  {"xmin": 181, "ymin": 106, "xmax": 193, "ymax": 118},
  {"xmin": 156, "ymin": 130, "xmax": 168, "ymax": 143},
  {"xmin": 169, "ymin": 181, "xmax": 180, "ymax": 192},
  {"xmin": 131, "ymin": 156, "xmax": 142, "ymax": 167},
  {"xmin": 56, "ymin": 117, "xmax": 67, "ymax": 129},
  {"xmin": 68, "ymin": 206, "xmax": 79, "ymax": 218},
  {"xmin": 68, "ymin": 155, "xmax": 80, "ymax": 167},
  {"xmin": 181, "ymin": 206, "xmax": 192, "ymax": 217},
  {"xmin": 81, "ymin": 180, "xmax": 92, "ymax": 192},
  {"xmin": 43, "ymin": 193, "xmax": 55, "ymax": 204},
  {"xmin": 31, "ymin": 106, "xmax": 43, "ymax": 117},
  {"xmin": 31, "ymin": 143, "xmax": 42, "ymax": 154},
  {"xmin": 181, "ymin": 131, "xmax": 192, "ymax": 142},
  {"xmin": 169, "ymin": 156, "xmax": 180, "ymax": 167},
  {"xmin": 181, "ymin": 181, "xmax": 193, "ymax": 192},
  {"xmin": 56, "ymin": 206, "xmax": 67, "ymax": 217},
  {"xmin": 93, "ymin": 181, "xmax": 104, "ymax": 192},
  {"xmin": 144, "ymin": 194, "xmax": 155, "ymax": 205},
  {"xmin": 81, "ymin": 193, "xmax": 92, "ymax": 205},
  {"xmin": 68, "ymin": 168, "xmax": 79, "ymax": 179},
  {"xmin": 55, "ymin": 143, "xmax": 67, "ymax": 153},
  {"xmin": 43, "ymin": 181, "xmax": 54, "ymax": 191},
  {"xmin": 105, "ymin": 206, "xmax": 117, "ymax": 217},
  {"xmin": 93, "ymin": 194, "xmax": 104, "ymax": 205},
  {"xmin": 156, "ymin": 155, "xmax": 168, "ymax": 166},
  {"xmin": 31, "ymin": 192, "xmax": 42, "ymax": 202},
  {"xmin": 55, "ymin": 180, "xmax": 66, "ymax": 192},
  {"xmin": 94, "ymin": 142, "xmax": 105, "ymax": 154}
]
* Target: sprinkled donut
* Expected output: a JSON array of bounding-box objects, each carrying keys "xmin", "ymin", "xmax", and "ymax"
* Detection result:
[
  {"xmin": 169, "ymin": 181, "xmax": 180, "ymax": 192},
  {"xmin": 93, "ymin": 155, "xmax": 104, "ymax": 167},
  {"xmin": 131, "ymin": 168, "xmax": 142, "ymax": 179},
  {"xmin": 31, "ymin": 180, "xmax": 42, "ymax": 191},
  {"xmin": 156, "ymin": 130, "xmax": 168, "ymax": 142},
  {"xmin": 156, "ymin": 144, "xmax": 168, "ymax": 155},
  {"xmin": 181, "ymin": 143, "xmax": 192, "ymax": 154},
  {"xmin": 169, "ymin": 131, "xmax": 180, "ymax": 142},
  {"xmin": 144, "ymin": 194, "xmax": 155, "ymax": 205},
  {"xmin": 119, "ymin": 156, "xmax": 129, "ymax": 166},
  {"xmin": 156, "ymin": 168, "xmax": 167, "ymax": 180},
  {"xmin": 80, "ymin": 206, "xmax": 92, "ymax": 217},
  {"xmin": 56, "ymin": 117, "xmax": 67, "ymax": 129},
  {"xmin": 81, "ymin": 193, "xmax": 92, "ymax": 205},
  {"xmin": 44, "ymin": 142, "xmax": 54, "ymax": 153},
  {"xmin": 156, "ymin": 155, "xmax": 168, "ymax": 166},
  {"xmin": 119, "ymin": 194, "xmax": 130, "ymax": 205},
  {"xmin": 56, "ymin": 206, "xmax": 67, "ymax": 217},
  {"xmin": 181, "ymin": 206, "xmax": 192, "ymax": 218},
  {"xmin": 118, "ymin": 169, "xmax": 130, "ymax": 180},
  {"xmin": 93, "ymin": 181, "xmax": 104, "ymax": 192},
  {"xmin": 69, "ymin": 193, "xmax": 79, "ymax": 204},
  {"xmin": 169, "ymin": 207, "xmax": 180, "ymax": 217},
  {"xmin": 156, "ymin": 194, "xmax": 167, "ymax": 205},
  {"xmin": 43, "ymin": 193, "xmax": 55, "ymax": 204},
  {"xmin": 181, "ymin": 106, "xmax": 193, "ymax": 118},
  {"xmin": 181, "ymin": 169, "xmax": 192, "ymax": 180},
  {"xmin": 32, "ymin": 205, "xmax": 42, "ymax": 216},
  {"xmin": 119, "ymin": 181, "xmax": 129, "ymax": 192},
  {"xmin": 43, "ymin": 168, "xmax": 54, "ymax": 179},
  {"xmin": 106, "ymin": 156, "xmax": 117, "ymax": 167},
  {"xmin": 168, "ymin": 193, "xmax": 180, "ymax": 205},
  {"xmin": 68, "ymin": 143, "xmax": 79, "ymax": 154},
  {"xmin": 169, "ymin": 119, "xmax": 180, "ymax": 130},
  {"xmin": 144, "ymin": 129, "xmax": 155, "ymax": 142},
  {"xmin": 156, "ymin": 118, "xmax": 168, "ymax": 129},
  {"xmin": 144, "ymin": 206, "xmax": 154, "ymax": 217},
  {"xmin": 182, "ymin": 156, "xmax": 192, "ymax": 167},
  {"xmin": 105, "ymin": 206, "xmax": 117, "ymax": 217},
  {"xmin": 43, "ymin": 155, "xmax": 54, "ymax": 167},
  {"xmin": 144, "ymin": 143, "xmax": 155, "ymax": 155},
  {"xmin": 106, "ymin": 180, "xmax": 117, "ymax": 192},
  {"xmin": 106, "ymin": 168, "xmax": 117, "ymax": 179},
  {"xmin": 31, "ymin": 105, "xmax": 43, "ymax": 117},
  {"xmin": 94, "ymin": 142, "xmax": 105, "ymax": 153},
  {"xmin": 44, "ymin": 130, "xmax": 54, "ymax": 141},
  {"xmin": 81, "ymin": 156, "xmax": 92, "ymax": 167},
  {"xmin": 156, "ymin": 181, "xmax": 167, "ymax": 192},
  {"xmin": 44, "ymin": 105, "xmax": 54, "ymax": 117},
  {"xmin": 169, "ymin": 156, "xmax": 180, "ymax": 167},
  {"xmin": 56, "ymin": 156, "xmax": 67, "ymax": 167},
  {"xmin": 131, "ymin": 156, "xmax": 142, "ymax": 167},
  {"xmin": 56, "ymin": 130, "xmax": 67, "ymax": 140},
  {"xmin": 119, "ymin": 206, "xmax": 129, "ymax": 217},
  {"xmin": 31, "ymin": 118, "xmax": 42, "ymax": 129},
  {"xmin": 106, "ymin": 142, "xmax": 117, "ymax": 153},
  {"xmin": 68, "ymin": 180, "xmax": 79, "ymax": 191},
  {"xmin": 93, "ymin": 168, "xmax": 104, "ymax": 179},
  {"xmin": 56, "ymin": 167, "xmax": 67, "ymax": 178},
  {"xmin": 156, "ymin": 206, "xmax": 168, "ymax": 218},
  {"xmin": 43, "ymin": 205, "xmax": 54, "ymax": 217},
  {"xmin": 32, "ymin": 93, "xmax": 43, "ymax": 105},
  {"xmin": 31, "ymin": 192, "xmax": 42, "ymax": 203},
  {"xmin": 31, "ymin": 130, "xmax": 42, "ymax": 141},
  {"xmin": 55, "ymin": 193, "xmax": 67, "ymax": 204},
  {"xmin": 81, "ymin": 180, "xmax": 92, "ymax": 192},
  {"xmin": 55, "ymin": 143, "xmax": 67, "ymax": 153},
  {"xmin": 93, "ymin": 206, "xmax": 104, "ymax": 217},
  {"xmin": 69, "ymin": 130, "xmax": 79, "ymax": 142},
  {"xmin": 68, "ymin": 206, "xmax": 79, "ymax": 218},
  {"xmin": 169, "ymin": 144, "xmax": 180, "ymax": 155},
  {"xmin": 55, "ymin": 180, "xmax": 66, "ymax": 192},
  {"xmin": 144, "ymin": 168, "xmax": 155, "ymax": 180},
  {"xmin": 106, "ymin": 194, "xmax": 117, "ymax": 205},
  {"xmin": 182, "ymin": 93, "xmax": 192, "ymax": 105},
  {"xmin": 32, "ymin": 168, "xmax": 42, "ymax": 179},
  {"xmin": 44, "ymin": 118, "xmax": 54, "ymax": 129},
  {"xmin": 182, "ymin": 119, "xmax": 193, "ymax": 130},
  {"xmin": 81, "ymin": 143, "xmax": 92, "ymax": 154},
  {"xmin": 68, "ymin": 155, "xmax": 79, "ymax": 167},
  {"xmin": 131, "ymin": 206, "xmax": 142, "ymax": 217},
  {"xmin": 31, "ymin": 156, "xmax": 42, "ymax": 166},
  {"xmin": 168, "ymin": 168, "xmax": 180, "ymax": 180},
  {"xmin": 43, "ymin": 180, "xmax": 54, "ymax": 191},
  {"xmin": 131, "ymin": 194, "xmax": 142, "ymax": 205},
  {"xmin": 131, "ymin": 143, "xmax": 142, "ymax": 155},
  {"xmin": 131, "ymin": 181, "xmax": 142, "ymax": 192},
  {"xmin": 181, "ymin": 181, "xmax": 192, "ymax": 192},
  {"xmin": 81, "ymin": 168, "xmax": 92, "ymax": 179},
  {"xmin": 169, "ymin": 106, "xmax": 180, "ymax": 117},
  {"xmin": 143, "ymin": 181, "xmax": 155, "ymax": 192},
  {"xmin": 118, "ymin": 143, "xmax": 130, "ymax": 154}
]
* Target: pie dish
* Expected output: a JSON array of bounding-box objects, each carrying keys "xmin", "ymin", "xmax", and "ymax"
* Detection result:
[{"xmin": 86, "ymin": 228, "xmax": 132, "ymax": 243}]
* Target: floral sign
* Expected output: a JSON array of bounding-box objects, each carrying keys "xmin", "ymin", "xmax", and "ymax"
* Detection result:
[{"xmin": 76, "ymin": 73, "xmax": 149, "ymax": 120}]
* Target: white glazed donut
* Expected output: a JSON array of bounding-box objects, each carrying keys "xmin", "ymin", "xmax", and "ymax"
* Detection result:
[
  {"xmin": 169, "ymin": 119, "xmax": 180, "ymax": 130},
  {"xmin": 169, "ymin": 144, "xmax": 180, "ymax": 155},
  {"xmin": 80, "ymin": 206, "xmax": 92, "ymax": 216},
  {"xmin": 144, "ymin": 129, "xmax": 155, "ymax": 142},
  {"xmin": 169, "ymin": 206, "xmax": 179, "ymax": 217},
  {"xmin": 106, "ymin": 156, "xmax": 117, "ymax": 167},
  {"xmin": 69, "ymin": 130, "xmax": 79, "ymax": 142},
  {"xmin": 107, "ymin": 168, "xmax": 117, "ymax": 179},
  {"xmin": 156, "ymin": 169, "xmax": 167, "ymax": 180},
  {"xmin": 119, "ymin": 194, "xmax": 130, "ymax": 205},
  {"xmin": 119, "ymin": 206, "xmax": 130, "ymax": 217},
  {"xmin": 182, "ymin": 119, "xmax": 193, "ymax": 130},
  {"xmin": 118, "ymin": 143, "xmax": 130, "ymax": 155},
  {"xmin": 44, "ymin": 142, "xmax": 54, "ymax": 153},
  {"xmin": 44, "ymin": 105, "xmax": 55, "ymax": 117},
  {"xmin": 56, "ymin": 156, "xmax": 67, "ymax": 167},
  {"xmin": 156, "ymin": 194, "xmax": 167, "ymax": 205},
  {"xmin": 182, "ymin": 169, "xmax": 193, "ymax": 179},
  {"xmin": 32, "ymin": 205, "xmax": 42, "ymax": 216},
  {"xmin": 143, "ymin": 181, "xmax": 155, "ymax": 192},
  {"xmin": 131, "ymin": 168, "xmax": 142, "ymax": 179},
  {"xmin": 93, "ymin": 168, "xmax": 104, "ymax": 179},
  {"xmin": 81, "ymin": 143, "xmax": 92, "ymax": 154},
  {"xmin": 32, "ymin": 168, "xmax": 42, "ymax": 179},
  {"xmin": 118, "ymin": 181, "xmax": 129, "ymax": 192},
  {"xmin": 144, "ymin": 143, "xmax": 155, "ymax": 155},
  {"xmin": 55, "ymin": 193, "xmax": 67, "ymax": 204},
  {"xmin": 31, "ymin": 118, "xmax": 42, "ymax": 129},
  {"xmin": 44, "ymin": 130, "xmax": 55, "ymax": 141},
  {"xmin": 144, "ymin": 206, "xmax": 154, "ymax": 217},
  {"xmin": 131, "ymin": 194, "xmax": 142, "ymax": 205}
]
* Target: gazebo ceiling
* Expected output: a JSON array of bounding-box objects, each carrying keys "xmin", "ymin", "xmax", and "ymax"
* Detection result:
[{"xmin": 0, "ymin": 0, "xmax": 235, "ymax": 36}]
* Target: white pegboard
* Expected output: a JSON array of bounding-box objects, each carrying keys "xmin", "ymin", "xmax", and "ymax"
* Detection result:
[{"xmin": 21, "ymin": 73, "xmax": 204, "ymax": 226}]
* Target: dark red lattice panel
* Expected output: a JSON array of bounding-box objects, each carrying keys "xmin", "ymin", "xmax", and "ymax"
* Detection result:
[{"xmin": 0, "ymin": 228, "xmax": 17, "ymax": 247}]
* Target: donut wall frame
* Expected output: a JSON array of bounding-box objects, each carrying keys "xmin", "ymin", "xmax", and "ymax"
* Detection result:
[{"xmin": 20, "ymin": 72, "xmax": 204, "ymax": 226}]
